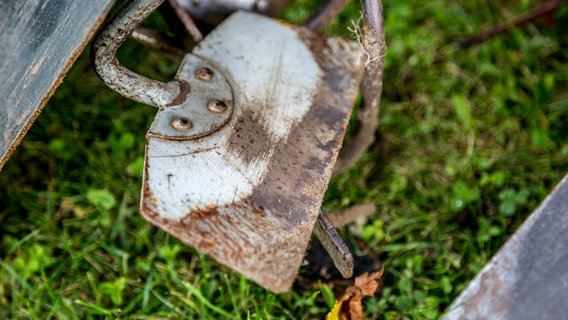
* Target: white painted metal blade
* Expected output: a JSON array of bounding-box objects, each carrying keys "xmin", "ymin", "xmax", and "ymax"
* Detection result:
[{"xmin": 141, "ymin": 11, "xmax": 364, "ymax": 292}]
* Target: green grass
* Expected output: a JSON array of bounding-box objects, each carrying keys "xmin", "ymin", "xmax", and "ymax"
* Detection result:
[{"xmin": 2, "ymin": 0, "xmax": 568, "ymax": 318}]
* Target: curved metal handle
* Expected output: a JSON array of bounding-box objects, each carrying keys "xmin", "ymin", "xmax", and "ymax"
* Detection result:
[{"xmin": 92, "ymin": 0, "xmax": 188, "ymax": 107}]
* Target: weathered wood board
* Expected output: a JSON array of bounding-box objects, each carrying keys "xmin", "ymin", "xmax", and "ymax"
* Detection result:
[
  {"xmin": 0, "ymin": 0, "xmax": 116, "ymax": 169},
  {"xmin": 443, "ymin": 174, "xmax": 568, "ymax": 319}
]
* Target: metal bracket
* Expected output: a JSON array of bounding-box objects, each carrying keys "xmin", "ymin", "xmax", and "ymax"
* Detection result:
[{"xmin": 148, "ymin": 54, "xmax": 234, "ymax": 140}]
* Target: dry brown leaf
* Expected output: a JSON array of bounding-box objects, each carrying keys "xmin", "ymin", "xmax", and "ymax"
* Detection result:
[
  {"xmin": 355, "ymin": 271, "xmax": 382, "ymax": 296},
  {"xmin": 328, "ymin": 267, "xmax": 384, "ymax": 320}
]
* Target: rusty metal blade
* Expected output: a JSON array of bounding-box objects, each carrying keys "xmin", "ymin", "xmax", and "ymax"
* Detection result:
[
  {"xmin": 141, "ymin": 12, "xmax": 364, "ymax": 292},
  {"xmin": 443, "ymin": 174, "xmax": 568, "ymax": 319}
]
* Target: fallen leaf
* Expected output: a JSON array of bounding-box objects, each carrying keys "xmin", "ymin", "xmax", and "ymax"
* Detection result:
[
  {"xmin": 327, "ymin": 300, "xmax": 347, "ymax": 320},
  {"xmin": 354, "ymin": 271, "xmax": 382, "ymax": 296},
  {"xmin": 327, "ymin": 267, "xmax": 384, "ymax": 320}
]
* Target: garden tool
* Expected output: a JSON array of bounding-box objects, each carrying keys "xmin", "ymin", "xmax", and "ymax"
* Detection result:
[{"xmin": 92, "ymin": 0, "xmax": 384, "ymax": 293}]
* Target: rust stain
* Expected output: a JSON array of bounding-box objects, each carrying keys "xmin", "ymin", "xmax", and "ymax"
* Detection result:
[
  {"xmin": 295, "ymin": 28, "xmax": 331, "ymax": 70},
  {"xmin": 140, "ymin": 154, "xmax": 169, "ymax": 222},
  {"xmin": 251, "ymin": 206, "xmax": 267, "ymax": 218},
  {"xmin": 226, "ymin": 107, "xmax": 273, "ymax": 165},
  {"xmin": 140, "ymin": 187, "xmax": 319, "ymax": 292},
  {"xmin": 238, "ymin": 198, "xmax": 268, "ymax": 218},
  {"xmin": 197, "ymin": 238, "xmax": 217, "ymax": 248},
  {"xmin": 248, "ymin": 30, "xmax": 362, "ymax": 228},
  {"xmin": 297, "ymin": 27, "xmax": 363, "ymax": 88},
  {"xmin": 188, "ymin": 206, "xmax": 219, "ymax": 220},
  {"xmin": 166, "ymin": 79, "xmax": 191, "ymax": 107}
]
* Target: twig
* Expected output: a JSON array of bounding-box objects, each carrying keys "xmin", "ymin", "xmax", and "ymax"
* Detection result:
[
  {"xmin": 131, "ymin": 27, "xmax": 185, "ymax": 58},
  {"xmin": 459, "ymin": 0, "xmax": 567, "ymax": 49},
  {"xmin": 167, "ymin": 0, "xmax": 203, "ymax": 44},
  {"xmin": 305, "ymin": 0, "xmax": 350, "ymax": 32},
  {"xmin": 326, "ymin": 203, "xmax": 376, "ymax": 227}
]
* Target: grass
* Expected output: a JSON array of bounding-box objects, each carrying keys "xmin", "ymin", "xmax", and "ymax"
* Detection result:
[{"xmin": 2, "ymin": 0, "xmax": 568, "ymax": 318}]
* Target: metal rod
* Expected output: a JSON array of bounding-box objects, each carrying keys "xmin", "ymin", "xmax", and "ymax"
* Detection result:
[
  {"xmin": 459, "ymin": 0, "xmax": 567, "ymax": 49},
  {"xmin": 131, "ymin": 27, "xmax": 185, "ymax": 57},
  {"xmin": 327, "ymin": 203, "xmax": 375, "ymax": 227},
  {"xmin": 305, "ymin": 0, "xmax": 349, "ymax": 32},
  {"xmin": 334, "ymin": 0, "xmax": 385, "ymax": 174},
  {"xmin": 167, "ymin": 0, "xmax": 204, "ymax": 43},
  {"xmin": 314, "ymin": 211, "xmax": 354, "ymax": 278},
  {"xmin": 92, "ymin": 0, "xmax": 188, "ymax": 108}
]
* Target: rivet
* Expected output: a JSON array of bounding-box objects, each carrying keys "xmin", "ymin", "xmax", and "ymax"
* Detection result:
[
  {"xmin": 195, "ymin": 68, "xmax": 213, "ymax": 81},
  {"xmin": 171, "ymin": 117, "xmax": 192, "ymax": 131},
  {"xmin": 207, "ymin": 100, "xmax": 228, "ymax": 113}
]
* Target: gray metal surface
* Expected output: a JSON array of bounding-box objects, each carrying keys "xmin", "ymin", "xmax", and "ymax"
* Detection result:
[
  {"xmin": 0, "ymin": 0, "xmax": 116, "ymax": 170},
  {"xmin": 443, "ymin": 174, "xmax": 568, "ymax": 320},
  {"xmin": 176, "ymin": 0, "xmax": 288, "ymax": 25},
  {"xmin": 147, "ymin": 54, "xmax": 234, "ymax": 140},
  {"xmin": 141, "ymin": 11, "xmax": 364, "ymax": 292}
]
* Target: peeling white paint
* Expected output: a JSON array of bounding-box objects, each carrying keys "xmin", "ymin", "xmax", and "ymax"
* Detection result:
[{"xmin": 144, "ymin": 12, "xmax": 321, "ymax": 220}]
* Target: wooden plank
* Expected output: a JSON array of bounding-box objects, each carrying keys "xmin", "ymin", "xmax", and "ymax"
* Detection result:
[
  {"xmin": 443, "ymin": 174, "xmax": 568, "ymax": 319},
  {"xmin": 0, "ymin": 0, "xmax": 116, "ymax": 169}
]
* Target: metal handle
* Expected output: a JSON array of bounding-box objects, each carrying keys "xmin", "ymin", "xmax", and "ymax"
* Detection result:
[{"xmin": 92, "ymin": 0, "xmax": 189, "ymax": 108}]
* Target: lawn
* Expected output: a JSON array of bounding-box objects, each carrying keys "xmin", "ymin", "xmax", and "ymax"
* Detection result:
[{"xmin": 1, "ymin": 0, "xmax": 568, "ymax": 319}]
